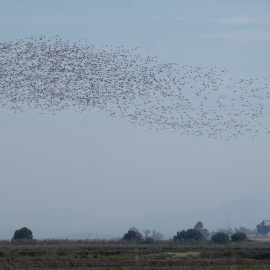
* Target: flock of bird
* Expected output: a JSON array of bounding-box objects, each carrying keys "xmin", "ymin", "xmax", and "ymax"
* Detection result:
[{"xmin": 0, "ymin": 35, "xmax": 269, "ymax": 140}]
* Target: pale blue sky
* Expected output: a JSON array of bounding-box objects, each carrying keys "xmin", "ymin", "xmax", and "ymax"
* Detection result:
[{"xmin": 0, "ymin": 0, "xmax": 270, "ymax": 234}]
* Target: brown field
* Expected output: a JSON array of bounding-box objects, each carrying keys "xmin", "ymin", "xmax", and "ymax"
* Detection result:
[{"xmin": 1, "ymin": 239, "xmax": 270, "ymax": 269}]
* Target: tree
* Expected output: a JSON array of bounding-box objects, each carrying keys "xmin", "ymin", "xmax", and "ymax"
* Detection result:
[
  {"xmin": 143, "ymin": 237, "xmax": 154, "ymax": 244},
  {"xmin": 151, "ymin": 229, "xmax": 163, "ymax": 240},
  {"xmin": 142, "ymin": 229, "xmax": 151, "ymax": 239},
  {"xmin": 13, "ymin": 227, "xmax": 33, "ymax": 240},
  {"xmin": 194, "ymin": 221, "xmax": 203, "ymax": 230},
  {"xmin": 211, "ymin": 232, "xmax": 229, "ymax": 244},
  {"xmin": 173, "ymin": 229, "xmax": 204, "ymax": 241},
  {"xmin": 218, "ymin": 228, "xmax": 234, "ymax": 236},
  {"xmin": 142, "ymin": 229, "xmax": 163, "ymax": 244},
  {"xmin": 194, "ymin": 221, "xmax": 210, "ymax": 239},
  {"xmin": 234, "ymin": 226, "xmax": 256, "ymax": 235},
  {"xmin": 231, "ymin": 232, "xmax": 247, "ymax": 242},
  {"xmin": 122, "ymin": 228, "xmax": 143, "ymax": 242}
]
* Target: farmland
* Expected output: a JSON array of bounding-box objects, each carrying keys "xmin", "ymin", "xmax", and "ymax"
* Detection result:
[{"xmin": 1, "ymin": 240, "xmax": 270, "ymax": 269}]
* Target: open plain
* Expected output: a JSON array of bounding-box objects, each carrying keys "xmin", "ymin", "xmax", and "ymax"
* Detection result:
[{"xmin": 1, "ymin": 240, "xmax": 270, "ymax": 269}]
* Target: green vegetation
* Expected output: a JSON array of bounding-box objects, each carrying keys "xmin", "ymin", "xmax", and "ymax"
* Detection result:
[
  {"xmin": 12, "ymin": 227, "xmax": 33, "ymax": 240},
  {"xmin": 211, "ymin": 232, "xmax": 230, "ymax": 244},
  {"xmin": 194, "ymin": 221, "xmax": 210, "ymax": 239},
  {"xmin": 173, "ymin": 229, "xmax": 204, "ymax": 241},
  {"xmin": 122, "ymin": 228, "xmax": 143, "ymax": 242},
  {"xmin": 1, "ymin": 224, "xmax": 264, "ymax": 269},
  {"xmin": 0, "ymin": 239, "xmax": 270, "ymax": 269},
  {"xmin": 231, "ymin": 232, "xmax": 247, "ymax": 242},
  {"xmin": 142, "ymin": 229, "xmax": 163, "ymax": 244},
  {"xmin": 122, "ymin": 228, "xmax": 163, "ymax": 244}
]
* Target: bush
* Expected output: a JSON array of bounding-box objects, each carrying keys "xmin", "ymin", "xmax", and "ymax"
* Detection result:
[
  {"xmin": 12, "ymin": 227, "xmax": 33, "ymax": 240},
  {"xmin": 231, "ymin": 232, "xmax": 247, "ymax": 242},
  {"xmin": 122, "ymin": 229, "xmax": 143, "ymax": 242},
  {"xmin": 211, "ymin": 232, "xmax": 229, "ymax": 244},
  {"xmin": 173, "ymin": 229, "xmax": 204, "ymax": 241},
  {"xmin": 143, "ymin": 237, "xmax": 154, "ymax": 244}
]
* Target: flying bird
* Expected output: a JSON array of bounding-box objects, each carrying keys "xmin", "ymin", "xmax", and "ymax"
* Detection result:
[{"xmin": 0, "ymin": 36, "xmax": 269, "ymax": 140}]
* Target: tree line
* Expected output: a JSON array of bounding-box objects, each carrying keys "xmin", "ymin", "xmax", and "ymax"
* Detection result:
[
  {"xmin": 122, "ymin": 222, "xmax": 248, "ymax": 244},
  {"xmin": 12, "ymin": 222, "xmax": 253, "ymax": 244}
]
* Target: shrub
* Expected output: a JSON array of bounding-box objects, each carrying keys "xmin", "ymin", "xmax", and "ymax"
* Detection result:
[
  {"xmin": 12, "ymin": 227, "xmax": 33, "ymax": 240},
  {"xmin": 211, "ymin": 232, "xmax": 229, "ymax": 244},
  {"xmin": 231, "ymin": 232, "xmax": 247, "ymax": 242},
  {"xmin": 173, "ymin": 229, "xmax": 204, "ymax": 241},
  {"xmin": 122, "ymin": 229, "xmax": 143, "ymax": 242},
  {"xmin": 143, "ymin": 237, "xmax": 154, "ymax": 244}
]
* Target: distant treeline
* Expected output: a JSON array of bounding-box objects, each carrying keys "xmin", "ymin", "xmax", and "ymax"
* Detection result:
[{"xmin": 6, "ymin": 222, "xmax": 258, "ymax": 246}]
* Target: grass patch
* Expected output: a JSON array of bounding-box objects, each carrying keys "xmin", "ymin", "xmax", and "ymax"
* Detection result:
[{"xmin": 162, "ymin": 251, "xmax": 200, "ymax": 257}]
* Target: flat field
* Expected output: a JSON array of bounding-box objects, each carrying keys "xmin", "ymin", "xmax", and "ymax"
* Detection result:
[{"xmin": 1, "ymin": 240, "xmax": 270, "ymax": 269}]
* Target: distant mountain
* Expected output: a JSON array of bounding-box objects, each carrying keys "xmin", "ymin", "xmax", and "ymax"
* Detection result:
[{"xmin": 0, "ymin": 198, "xmax": 269, "ymax": 240}]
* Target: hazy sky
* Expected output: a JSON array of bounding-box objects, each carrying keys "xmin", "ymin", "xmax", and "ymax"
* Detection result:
[{"xmin": 1, "ymin": 0, "xmax": 270, "ymax": 227}]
